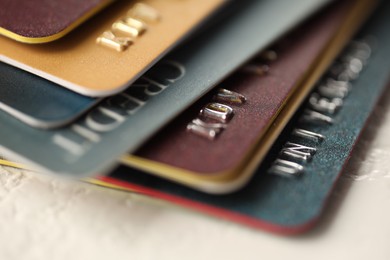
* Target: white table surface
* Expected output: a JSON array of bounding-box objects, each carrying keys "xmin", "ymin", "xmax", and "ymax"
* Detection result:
[{"xmin": 1, "ymin": 91, "xmax": 390, "ymax": 260}]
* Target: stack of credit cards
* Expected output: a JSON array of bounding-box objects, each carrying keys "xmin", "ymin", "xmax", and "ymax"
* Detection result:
[{"xmin": 0, "ymin": 0, "xmax": 388, "ymax": 234}]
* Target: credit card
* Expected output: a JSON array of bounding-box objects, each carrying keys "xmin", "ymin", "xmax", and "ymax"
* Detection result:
[
  {"xmin": 0, "ymin": 0, "xmax": 226, "ymax": 96},
  {"xmin": 121, "ymin": 0, "xmax": 374, "ymax": 193},
  {"xmin": 2, "ymin": 1, "xmax": 389, "ymax": 234},
  {"xmin": 0, "ymin": 0, "xmax": 332, "ymax": 177},
  {"xmin": 100, "ymin": 4, "xmax": 390, "ymax": 233},
  {"xmin": 0, "ymin": 0, "xmax": 113, "ymax": 43},
  {"xmin": 0, "ymin": 62, "xmax": 99, "ymax": 129},
  {"xmin": 2, "ymin": 23, "xmax": 388, "ymax": 234}
]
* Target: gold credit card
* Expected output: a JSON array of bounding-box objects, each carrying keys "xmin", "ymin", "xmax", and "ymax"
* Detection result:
[
  {"xmin": 0, "ymin": 0, "xmax": 114, "ymax": 43},
  {"xmin": 0, "ymin": 0, "xmax": 226, "ymax": 96},
  {"xmin": 120, "ymin": 0, "xmax": 377, "ymax": 193}
]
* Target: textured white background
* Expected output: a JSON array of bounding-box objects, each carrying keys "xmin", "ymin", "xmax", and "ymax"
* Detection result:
[{"xmin": 1, "ymin": 93, "xmax": 390, "ymax": 260}]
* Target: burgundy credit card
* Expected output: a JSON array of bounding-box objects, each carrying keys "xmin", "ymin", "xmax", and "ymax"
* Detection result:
[{"xmin": 0, "ymin": 0, "xmax": 113, "ymax": 43}]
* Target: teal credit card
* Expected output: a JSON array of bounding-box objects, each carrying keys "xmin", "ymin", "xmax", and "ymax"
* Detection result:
[
  {"xmin": 0, "ymin": 0, "xmax": 330, "ymax": 176},
  {"xmin": 0, "ymin": 62, "xmax": 99, "ymax": 129},
  {"xmin": 104, "ymin": 0, "xmax": 390, "ymax": 234}
]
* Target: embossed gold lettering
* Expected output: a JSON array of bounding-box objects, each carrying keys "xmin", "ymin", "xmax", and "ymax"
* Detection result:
[
  {"xmin": 130, "ymin": 3, "xmax": 161, "ymax": 22},
  {"xmin": 96, "ymin": 31, "xmax": 133, "ymax": 52},
  {"xmin": 97, "ymin": 3, "xmax": 160, "ymax": 51}
]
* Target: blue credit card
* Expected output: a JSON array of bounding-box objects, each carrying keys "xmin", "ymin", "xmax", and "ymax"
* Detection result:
[
  {"xmin": 0, "ymin": 62, "xmax": 99, "ymax": 129},
  {"xmin": 0, "ymin": 0, "xmax": 331, "ymax": 176},
  {"xmin": 105, "ymin": 1, "xmax": 390, "ymax": 234}
]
